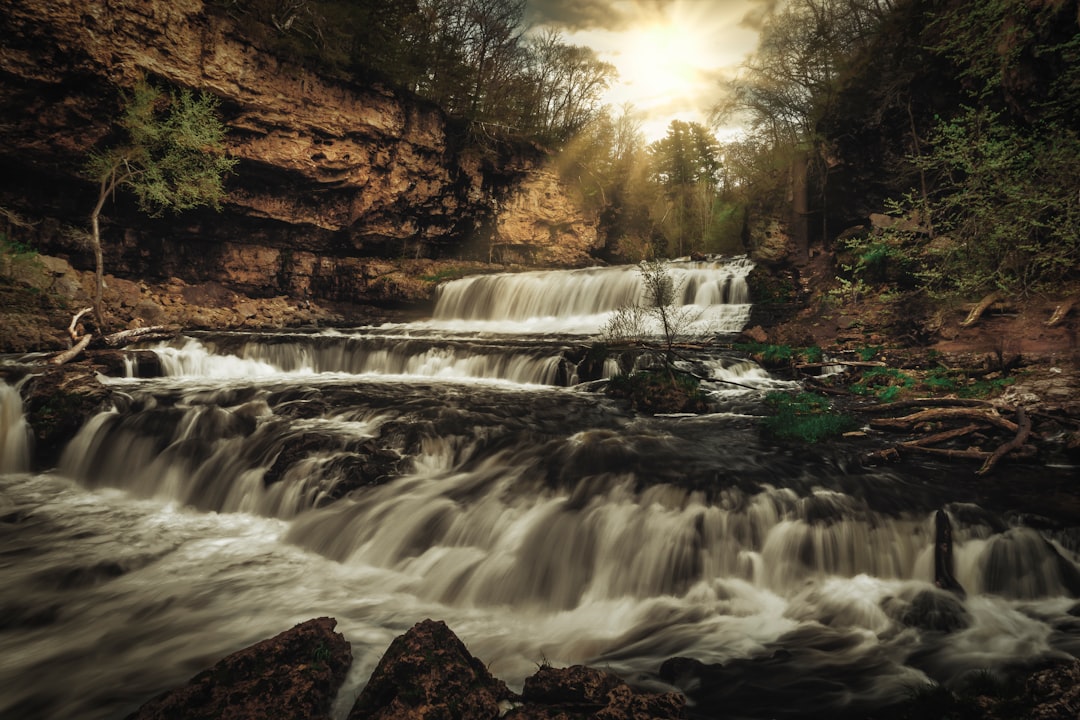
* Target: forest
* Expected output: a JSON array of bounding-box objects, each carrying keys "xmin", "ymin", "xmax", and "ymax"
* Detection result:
[{"xmin": 211, "ymin": 0, "xmax": 1080, "ymax": 300}]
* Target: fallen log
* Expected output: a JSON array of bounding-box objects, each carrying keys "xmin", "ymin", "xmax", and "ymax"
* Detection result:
[
  {"xmin": 794, "ymin": 361, "xmax": 887, "ymax": 370},
  {"xmin": 856, "ymin": 398, "xmax": 996, "ymax": 413},
  {"xmin": 896, "ymin": 443, "xmax": 1037, "ymax": 462},
  {"xmin": 102, "ymin": 324, "xmax": 179, "ymax": 347},
  {"xmin": 977, "ymin": 407, "xmax": 1032, "ymax": 476},
  {"xmin": 870, "ymin": 407, "xmax": 1019, "ymax": 434},
  {"xmin": 67, "ymin": 306, "xmax": 93, "ymax": 342},
  {"xmin": 960, "ymin": 291, "xmax": 1001, "ymax": 327},
  {"xmin": 902, "ymin": 423, "xmax": 983, "ymax": 447},
  {"xmin": 49, "ymin": 333, "xmax": 92, "ymax": 365},
  {"xmin": 1046, "ymin": 294, "xmax": 1078, "ymax": 327}
]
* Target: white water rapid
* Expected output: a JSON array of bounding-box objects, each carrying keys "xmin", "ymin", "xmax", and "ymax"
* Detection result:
[
  {"xmin": 0, "ymin": 380, "xmax": 30, "ymax": 473},
  {"xmin": 1, "ymin": 256, "xmax": 1078, "ymax": 720}
]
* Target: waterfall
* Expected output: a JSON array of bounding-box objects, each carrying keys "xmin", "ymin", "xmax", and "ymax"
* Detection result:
[
  {"xmin": 429, "ymin": 257, "xmax": 754, "ymax": 334},
  {"xmin": 0, "ymin": 380, "xmax": 30, "ymax": 473},
  {"xmin": 146, "ymin": 335, "xmax": 571, "ymax": 385},
  {"xmin": 4, "ymin": 255, "xmax": 1079, "ymax": 720}
]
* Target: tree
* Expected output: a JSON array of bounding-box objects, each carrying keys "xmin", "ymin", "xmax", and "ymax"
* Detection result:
[
  {"xmin": 85, "ymin": 80, "xmax": 236, "ymax": 329},
  {"xmin": 602, "ymin": 260, "xmax": 699, "ymax": 362},
  {"xmin": 648, "ymin": 121, "xmax": 723, "ymax": 256}
]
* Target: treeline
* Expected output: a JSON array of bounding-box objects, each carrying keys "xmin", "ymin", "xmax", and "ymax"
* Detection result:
[
  {"xmin": 211, "ymin": 0, "xmax": 747, "ymax": 260},
  {"xmin": 210, "ymin": 0, "xmax": 614, "ymax": 145},
  {"xmin": 213, "ymin": 0, "xmax": 1080, "ymax": 290},
  {"xmin": 717, "ymin": 0, "xmax": 1080, "ymax": 298}
]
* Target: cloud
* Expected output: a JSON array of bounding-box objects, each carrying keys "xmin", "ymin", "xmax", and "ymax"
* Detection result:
[
  {"xmin": 525, "ymin": 0, "xmax": 630, "ymax": 30},
  {"xmin": 739, "ymin": 0, "xmax": 781, "ymax": 30}
]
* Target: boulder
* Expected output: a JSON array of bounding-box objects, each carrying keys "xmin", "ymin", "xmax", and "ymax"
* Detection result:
[
  {"xmin": 347, "ymin": 619, "xmax": 514, "ymax": 720},
  {"xmin": 510, "ymin": 664, "xmax": 685, "ymax": 719},
  {"xmin": 21, "ymin": 364, "xmax": 112, "ymax": 468},
  {"xmin": 127, "ymin": 617, "xmax": 351, "ymax": 720},
  {"xmin": 1025, "ymin": 659, "xmax": 1080, "ymax": 720}
]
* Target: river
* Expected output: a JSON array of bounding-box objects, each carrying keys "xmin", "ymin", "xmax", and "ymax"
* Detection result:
[{"xmin": 1, "ymin": 258, "xmax": 1078, "ymax": 719}]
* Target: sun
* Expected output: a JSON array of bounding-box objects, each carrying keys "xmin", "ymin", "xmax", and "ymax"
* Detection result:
[
  {"xmin": 617, "ymin": 19, "xmax": 712, "ymax": 108},
  {"xmin": 561, "ymin": 0, "xmax": 758, "ymax": 141}
]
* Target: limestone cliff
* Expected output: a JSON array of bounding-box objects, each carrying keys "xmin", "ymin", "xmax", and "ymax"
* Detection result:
[{"xmin": 0, "ymin": 0, "xmax": 599, "ymax": 309}]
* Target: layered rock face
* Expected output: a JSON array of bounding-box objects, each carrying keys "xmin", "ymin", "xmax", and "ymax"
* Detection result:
[{"xmin": 0, "ymin": 0, "xmax": 599, "ymax": 306}]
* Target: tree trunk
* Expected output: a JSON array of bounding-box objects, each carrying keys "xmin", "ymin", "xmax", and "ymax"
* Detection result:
[
  {"xmin": 789, "ymin": 149, "xmax": 810, "ymax": 265},
  {"xmin": 90, "ymin": 175, "xmax": 110, "ymax": 331}
]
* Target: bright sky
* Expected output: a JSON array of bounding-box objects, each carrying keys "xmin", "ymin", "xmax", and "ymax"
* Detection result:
[{"xmin": 526, "ymin": 0, "xmax": 769, "ymax": 142}]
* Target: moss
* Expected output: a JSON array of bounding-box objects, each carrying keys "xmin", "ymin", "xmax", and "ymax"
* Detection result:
[
  {"xmin": 606, "ymin": 370, "xmax": 709, "ymax": 414},
  {"xmin": 761, "ymin": 391, "xmax": 858, "ymax": 443},
  {"xmin": 735, "ymin": 342, "xmax": 822, "ymax": 368}
]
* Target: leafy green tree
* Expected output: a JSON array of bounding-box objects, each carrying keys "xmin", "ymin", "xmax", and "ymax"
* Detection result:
[
  {"xmin": 648, "ymin": 121, "xmax": 724, "ymax": 256},
  {"xmin": 894, "ymin": 107, "xmax": 1080, "ymax": 296},
  {"xmin": 85, "ymin": 80, "xmax": 236, "ymax": 329}
]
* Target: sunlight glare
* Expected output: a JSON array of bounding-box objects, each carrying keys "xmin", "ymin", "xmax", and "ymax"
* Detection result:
[
  {"xmin": 620, "ymin": 19, "xmax": 711, "ymax": 108},
  {"xmin": 562, "ymin": 0, "xmax": 759, "ymax": 141}
]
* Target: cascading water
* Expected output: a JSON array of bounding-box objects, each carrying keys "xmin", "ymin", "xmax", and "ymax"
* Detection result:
[
  {"xmin": 0, "ymin": 380, "xmax": 30, "ymax": 473},
  {"xmin": 1, "ymin": 256, "xmax": 1078, "ymax": 720},
  {"xmin": 428, "ymin": 257, "xmax": 754, "ymax": 334}
]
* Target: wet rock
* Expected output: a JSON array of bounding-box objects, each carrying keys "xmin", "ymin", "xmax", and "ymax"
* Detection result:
[
  {"xmin": 349, "ymin": 620, "xmax": 683, "ymax": 720},
  {"xmin": 127, "ymin": 617, "xmax": 350, "ymax": 720},
  {"xmin": 347, "ymin": 619, "xmax": 514, "ymax": 720},
  {"xmin": 1025, "ymin": 659, "xmax": 1080, "ymax": 720},
  {"xmin": 510, "ymin": 664, "xmax": 685, "ymax": 719},
  {"xmin": 884, "ymin": 588, "xmax": 971, "ymax": 633},
  {"xmin": 21, "ymin": 365, "xmax": 111, "ymax": 468}
]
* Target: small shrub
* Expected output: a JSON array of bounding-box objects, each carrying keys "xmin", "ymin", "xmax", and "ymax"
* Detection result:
[
  {"xmin": 735, "ymin": 342, "xmax": 821, "ymax": 368},
  {"xmin": 761, "ymin": 391, "xmax": 858, "ymax": 443},
  {"xmin": 606, "ymin": 370, "xmax": 708, "ymax": 414},
  {"xmin": 851, "ymin": 367, "xmax": 915, "ymax": 401}
]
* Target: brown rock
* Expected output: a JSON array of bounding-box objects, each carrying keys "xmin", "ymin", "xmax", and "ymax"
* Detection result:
[
  {"xmin": 0, "ymin": 0, "xmax": 600, "ymax": 308},
  {"xmin": 510, "ymin": 665, "xmax": 684, "ymax": 720},
  {"xmin": 347, "ymin": 619, "xmax": 514, "ymax": 720},
  {"xmin": 127, "ymin": 617, "xmax": 351, "ymax": 720},
  {"xmin": 1025, "ymin": 659, "xmax": 1080, "ymax": 720},
  {"xmin": 740, "ymin": 325, "xmax": 769, "ymax": 344},
  {"xmin": 22, "ymin": 364, "xmax": 111, "ymax": 468}
]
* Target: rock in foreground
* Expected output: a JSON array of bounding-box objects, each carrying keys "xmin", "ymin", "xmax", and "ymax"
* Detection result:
[
  {"xmin": 127, "ymin": 617, "xmax": 351, "ymax": 720},
  {"xmin": 349, "ymin": 619, "xmax": 684, "ymax": 720}
]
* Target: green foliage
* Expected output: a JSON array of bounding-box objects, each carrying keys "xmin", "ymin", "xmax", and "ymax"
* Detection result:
[
  {"xmin": 734, "ymin": 342, "xmax": 821, "ymax": 368},
  {"xmin": 856, "ymin": 345, "xmax": 882, "ymax": 362},
  {"xmin": 761, "ymin": 391, "xmax": 858, "ymax": 443},
  {"xmin": 0, "ymin": 233, "xmax": 36, "ymax": 261},
  {"xmin": 920, "ymin": 369, "xmax": 1015, "ymax": 399},
  {"xmin": 0, "ymin": 233, "xmax": 46, "ymax": 288},
  {"xmin": 85, "ymin": 78, "xmax": 236, "ymax": 328},
  {"xmin": 908, "ymin": 107, "xmax": 1080, "ymax": 296},
  {"xmin": 606, "ymin": 370, "xmax": 708, "ymax": 414},
  {"xmin": 850, "ymin": 368, "xmax": 915, "ymax": 402},
  {"xmin": 87, "ymin": 81, "xmax": 237, "ymax": 217}
]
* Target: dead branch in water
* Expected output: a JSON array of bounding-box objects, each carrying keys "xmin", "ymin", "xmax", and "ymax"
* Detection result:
[
  {"xmin": 977, "ymin": 407, "xmax": 1032, "ymax": 475},
  {"xmin": 869, "ymin": 407, "xmax": 1019, "ymax": 434},
  {"xmin": 49, "ymin": 333, "xmax": 92, "ymax": 365},
  {"xmin": 102, "ymin": 325, "xmax": 178, "ymax": 347}
]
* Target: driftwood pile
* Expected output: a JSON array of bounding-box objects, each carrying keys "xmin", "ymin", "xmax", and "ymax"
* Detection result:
[
  {"xmin": 859, "ymin": 398, "xmax": 1034, "ymax": 475},
  {"xmin": 48, "ymin": 307, "xmax": 178, "ymax": 364}
]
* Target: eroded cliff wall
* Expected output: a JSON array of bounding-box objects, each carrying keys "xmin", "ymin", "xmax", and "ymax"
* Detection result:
[{"xmin": 0, "ymin": 0, "xmax": 599, "ymax": 306}]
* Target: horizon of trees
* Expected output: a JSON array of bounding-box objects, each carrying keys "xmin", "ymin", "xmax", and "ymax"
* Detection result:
[{"xmin": 215, "ymin": 0, "xmax": 1080, "ymax": 296}]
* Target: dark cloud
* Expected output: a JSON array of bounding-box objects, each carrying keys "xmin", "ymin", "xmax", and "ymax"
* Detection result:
[
  {"xmin": 739, "ymin": 0, "xmax": 781, "ymax": 30},
  {"xmin": 524, "ymin": 0, "xmax": 630, "ymax": 30}
]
